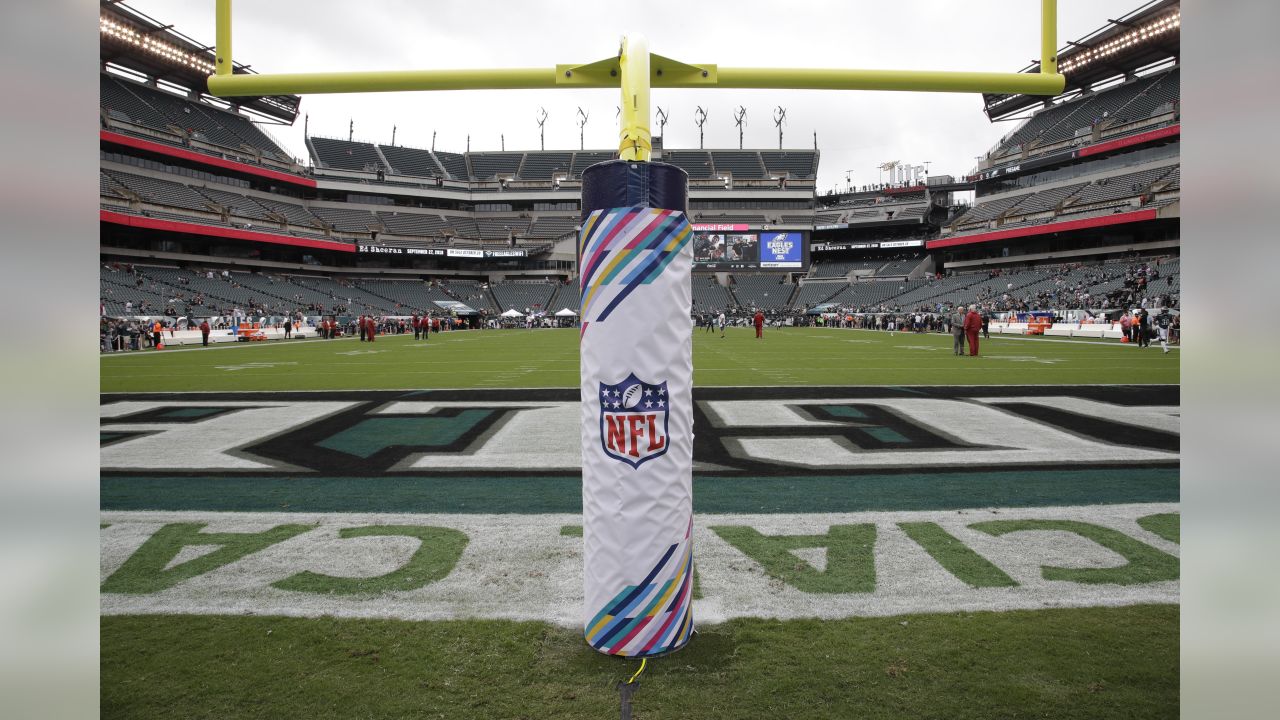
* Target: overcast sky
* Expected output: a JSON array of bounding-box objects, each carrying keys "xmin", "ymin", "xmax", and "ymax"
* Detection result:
[{"xmin": 127, "ymin": 0, "xmax": 1122, "ymax": 191}]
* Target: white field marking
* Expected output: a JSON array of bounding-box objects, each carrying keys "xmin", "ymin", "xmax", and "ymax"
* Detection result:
[
  {"xmin": 983, "ymin": 355, "xmax": 1066, "ymax": 364},
  {"xmin": 100, "ymin": 336, "xmax": 362, "ymax": 357},
  {"xmin": 214, "ymin": 361, "xmax": 299, "ymax": 372},
  {"xmin": 896, "ymin": 345, "xmax": 943, "ymax": 351},
  {"xmin": 101, "ymin": 401, "xmax": 358, "ymax": 471},
  {"xmin": 976, "ymin": 397, "xmax": 1180, "ymax": 434},
  {"xmin": 377, "ymin": 400, "xmax": 579, "ymax": 470},
  {"xmin": 335, "ymin": 350, "xmax": 386, "ymax": 356},
  {"xmin": 100, "ymin": 503, "xmax": 1179, "ymax": 624},
  {"xmin": 988, "ymin": 335, "xmax": 1180, "ymax": 349},
  {"xmin": 710, "ymin": 397, "xmax": 1177, "ymax": 467}
]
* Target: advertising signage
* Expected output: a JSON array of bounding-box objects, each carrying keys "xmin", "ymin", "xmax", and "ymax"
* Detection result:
[
  {"xmin": 693, "ymin": 229, "xmax": 808, "ymax": 272},
  {"xmin": 357, "ymin": 245, "xmax": 529, "ymax": 259},
  {"xmin": 812, "ymin": 239, "xmax": 923, "ymax": 252}
]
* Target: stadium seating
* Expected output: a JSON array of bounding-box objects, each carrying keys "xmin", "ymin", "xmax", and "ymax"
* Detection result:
[
  {"xmin": 309, "ymin": 206, "xmax": 380, "ymax": 234},
  {"xmin": 378, "ymin": 145, "xmax": 445, "ymax": 178},
  {"xmin": 760, "ymin": 151, "xmax": 817, "ymax": 179},
  {"xmin": 103, "ymin": 170, "xmax": 217, "ymax": 213},
  {"xmin": 710, "ymin": 151, "xmax": 766, "ymax": 179},
  {"xmin": 101, "ymin": 75, "xmax": 289, "ymax": 159},
  {"xmin": 790, "ymin": 281, "xmax": 846, "ymax": 309},
  {"xmin": 663, "ymin": 150, "xmax": 715, "ymax": 179},
  {"xmin": 469, "ymin": 153, "xmax": 523, "ymax": 180},
  {"xmin": 527, "ymin": 216, "xmax": 578, "ymax": 238},
  {"xmin": 989, "ymin": 67, "xmax": 1178, "ymax": 161},
  {"xmin": 490, "ymin": 281, "xmax": 557, "ymax": 312},
  {"xmin": 731, "ymin": 274, "xmax": 793, "ymax": 309},
  {"xmin": 691, "ymin": 277, "xmax": 734, "ymax": 313},
  {"xmin": 518, "ymin": 152, "xmax": 573, "ymax": 180},
  {"xmin": 569, "ymin": 152, "xmax": 616, "ymax": 178},
  {"xmin": 377, "ymin": 211, "xmax": 450, "ymax": 237},
  {"xmin": 433, "ymin": 151, "xmax": 469, "ymax": 180},
  {"xmin": 309, "ymin": 137, "xmax": 386, "ymax": 172}
]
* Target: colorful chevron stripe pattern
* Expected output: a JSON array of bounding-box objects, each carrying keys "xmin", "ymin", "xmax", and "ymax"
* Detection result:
[
  {"xmin": 584, "ymin": 521, "xmax": 695, "ymax": 657},
  {"xmin": 578, "ymin": 206, "xmax": 692, "ymax": 327}
]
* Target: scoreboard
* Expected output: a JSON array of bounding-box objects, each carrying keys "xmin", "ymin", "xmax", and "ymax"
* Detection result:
[{"xmin": 691, "ymin": 224, "xmax": 808, "ymax": 271}]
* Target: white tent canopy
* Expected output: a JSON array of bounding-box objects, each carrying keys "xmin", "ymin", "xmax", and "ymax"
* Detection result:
[
  {"xmin": 555, "ymin": 308, "xmax": 579, "ymax": 317},
  {"xmin": 500, "ymin": 308, "xmax": 525, "ymax": 318}
]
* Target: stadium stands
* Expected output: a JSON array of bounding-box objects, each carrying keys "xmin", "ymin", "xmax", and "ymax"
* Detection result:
[
  {"xmin": 518, "ymin": 152, "xmax": 573, "ymax": 180},
  {"xmin": 490, "ymin": 281, "xmax": 557, "ymax": 312},
  {"xmin": 469, "ymin": 153, "xmax": 523, "ymax": 180},
  {"xmin": 731, "ymin": 274, "xmax": 793, "ymax": 310},
  {"xmin": 691, "ymin": 277, "xmax": 734, "ymax": 313},
  {"xmin": 760, "ymin": 151, "xmax": 817, "ymax": 179},
  {"xmin": 663, "ymin": 150, "xmax": 715, "ymax": 179},
  {"xmin": 309, "ymin": 137, "xmax": 386, "ymax": 172},
  {"xmin": 101, "ymin": 75, "xmax": 288, "ymax": 159},
  {"xmin": 433, "ymin": 151, "xmax": 469, "ymax": 180},
  {"xmin": 569, "ymin": 151, "xmax": 617, "ymax": 177},
  {"xmin": 710, "ymin": 151, "xmax": 766, "ymax": 179},
  {"xmin": 378, "ymin": 145, "xmax": 445, "ymax": 178}
]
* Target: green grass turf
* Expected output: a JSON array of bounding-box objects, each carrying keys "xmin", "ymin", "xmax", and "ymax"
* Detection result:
[
  {"xmin": 100, "ymin": 327, "xmax": 1179, "ymax": 392},
  {"xmin": 101, "ymin": 606, "xmax": 1177, "ymax": 719}
]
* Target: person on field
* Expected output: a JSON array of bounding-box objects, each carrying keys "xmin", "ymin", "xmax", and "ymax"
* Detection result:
[
  {"xmin": 1137, "ymin": 308, "xmax": 1151, "ymax": 349},
  {"xmin": 753, "ymin": 309, "xmax": 765, "ymax": 339},
  {"xmin": 283, "ymin": 317, "xmax": 292, "ymax": 339},
  {"xmin": 981, "ymin": 311, "xmax": 990, "ymax": 339},
  {"xmin": 1155, "ymin": 308, "xmax": 1173, "ymax": 354},
  {"xmin": 365, "ymin": 315, "xmax": 377, "ymax": 342},
  {"xmin": 358, "ymin": 315, "xmax": 367, "ymax": 342},
  {"xmin": 718, "ymin": 311, "xmax": 727, "ymax": 338},
  {"xmin": 951, "ymin": 308, "xmax": 966, "ymax": 356},
  {"xmin": 412, "ymin": 314, "xmax": 421, "ymax": 340},
  {"xmin": 152, "ymin": 320, "xmax": 163, "ymax": 349},
  {"xmin": 964, "ymin": 304, "xmax": 982, "ymax": 357},
  {"xmin": 199, "ymin": 319, "xmax": 211, "ymax": 347}
]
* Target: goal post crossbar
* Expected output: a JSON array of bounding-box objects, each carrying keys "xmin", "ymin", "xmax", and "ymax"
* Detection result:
[{"xmin": 208, "ymin": 0, "xmax": 1063, "ymax": 161}]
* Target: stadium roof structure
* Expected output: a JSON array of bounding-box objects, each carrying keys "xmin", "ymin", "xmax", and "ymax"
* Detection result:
[
  {"xmin": 983, "ymin": 0, "xmax": 1180, "ymax": 121},
  {"xmin": 99, "ymin": 0, "xmax": 300, "ymax": 124}
]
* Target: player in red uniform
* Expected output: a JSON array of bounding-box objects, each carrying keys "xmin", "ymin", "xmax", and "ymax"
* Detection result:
[{"xmin": 753, "ymin": 310, "xmax": 765, "ymax": 339}]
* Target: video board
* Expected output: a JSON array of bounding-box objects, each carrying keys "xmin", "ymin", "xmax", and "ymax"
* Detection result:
[{"xmin": 691, "ymin": 224, "xmax": 808, "ymax": 271}]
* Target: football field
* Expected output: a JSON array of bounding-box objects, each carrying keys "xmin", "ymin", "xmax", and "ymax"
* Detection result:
[
  {"xmin": 101, "ymin": 327, "xmax": 1179, "ymax": 718},
  {"xmin": 100, "ymin": 326, "xmax": 1179, "ymax": 392}
]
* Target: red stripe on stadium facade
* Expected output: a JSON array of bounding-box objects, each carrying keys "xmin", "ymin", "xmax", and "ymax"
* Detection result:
[
  {"xmin": 100, "ymin": 130, "xmax": 317, "ymax": 189},
  {"xmin": 100, "ymin": 209, "xmax": 356, "ymax": 253},
  {"xmin": 1077, "ymin": 124, "xmax": 1180, "ymax": 158},
  {"xmin": 926, "ymin": 208, "xmax": 1160, "ymax": 249}
]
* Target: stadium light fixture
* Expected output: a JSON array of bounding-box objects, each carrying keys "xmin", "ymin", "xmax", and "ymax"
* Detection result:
[{"xmin": 207, "ymin": 0, "xmax": 1065, "ymax": 162}]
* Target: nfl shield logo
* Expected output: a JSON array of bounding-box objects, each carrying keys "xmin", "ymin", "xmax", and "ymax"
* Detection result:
[{"xmin": 599, "ymin": 373, "xmax": 670, "ymax": 469}]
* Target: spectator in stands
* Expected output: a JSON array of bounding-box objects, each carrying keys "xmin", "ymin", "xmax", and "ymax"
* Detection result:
[{"xmin": 964, "ymin": 305, "xmax": 982, "ymax": 357}]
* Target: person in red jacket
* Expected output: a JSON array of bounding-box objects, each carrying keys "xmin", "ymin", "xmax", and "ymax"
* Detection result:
[
  {"xmin": 963, "ymin": 304, "xmax": 982, "ymax": 357},
  {"xmin": 753, "ymin": 309, "xmax": 765, "ymax": 339},
  {"xmin": 365, "ymin": 316, "xmax": 377, "ymax": 342},
  {"xmin": 199, "ymin": 319, "xmax": 211, "ymax": 347}
]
